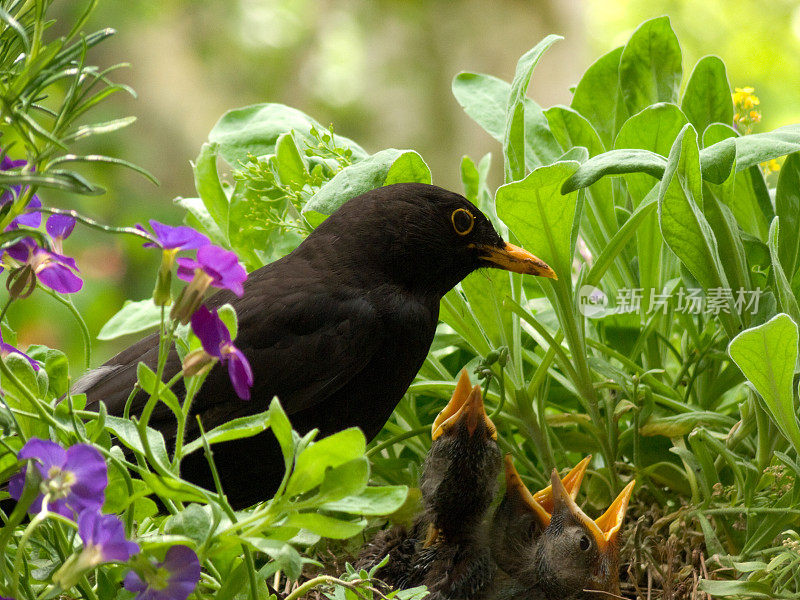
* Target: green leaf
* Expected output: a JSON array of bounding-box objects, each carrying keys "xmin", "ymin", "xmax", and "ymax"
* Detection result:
[
  {"xmin": 182, "ymin": 411, "xmax": 271, "ymax": 456},
  {"xmin": 619, "ymin": 16, "xmax": 682, "ymax": 115},
  {"xmin": 137, "ymin": 363, "xmax": 182, "ymax": 422},
  {"xmin": 25, "ymin": 346, "xmax": 69, "ymax": 398},
  {"xmin": 320, "ymin": 485, "xmax": 409, "ymax": 516},
  {"xmin": 700, "ymin": 124, "xmax": 800, "ymax": 176},
  {"xmin": 680, "ymin": 56, "xmax": 733, "ymax": 138},
  {"xmin": 192, "ymin": 143, "xmax": 230, "ymax": 239},
  {"xmin": 460, "ymin": 269, "xmax": 513, "ymax": 348},
  {"xmin": 274, "ymin": 132, "xmax": 307, "ymax": 187},
  {"xmin": 164, "ymin": 504, "xmax": 215, "ymax": 545},
  {"xmin": 176, "ymin": 197, "xmax": 227, "ymax": 246},
  {"xmin": 105, "ymin": 415, "xmax": 172, "ymax": 472},
  {"xmin": 658, "ymin": 125, "xmax": 729, "ymax": 299},
  {"xmin": 561, "ymin": 149, "xmax": 667, "ymax": 194},
  {"xmin": 283, "ymin": 513, "xmax": 365, "ymax": 539},
  {"xmin": 497, "ymin": 161, "xmax": 581, "ymax": 279},
  {"xmin": 302, "ymin": 149, "xmax": 430, "ymax": 219},
  {"xmin": 767, "ymin": 218, "xmax": 800, "ymax": 326},
  {"xmin": 286, "ymin": 428, "xmax": 366, "ymax": 497},
  {"xmin": 728, "ymin": 314, "xmax": 800, "ymax": 455},
  {"xmin": 452, "ymin": 72, "xmax": 560, "ymax": 172},
  {"xmin": 697, "ymin": 579, "xmax": 771, "ymax": 597},
  {"xmin": 97, "ymin": 298, "xmax": 162, "ymax": 340},
  {"xmin": 503, "ymin": 35, "xmax": 562, "ymax": 181},
  {"xmin": 1, "ymin": 354, "xmax": 48, "ymax": 439},
  {"xmin": 571, "ymin": 46, "xmax": 626, "ymax": 149},
  {"xmin": 208, "ymin": 103, "xmax": 367, "ymax": 167},
  {"xmin": 241, "ymin": 538, "xmax": 303, "ymax": 581},
  {"xmin": 384, "ymin": 151, "xmax": 433, "ymax": 186},
  {"xmin": 614, "ymin": 103, "xmax": 688, "ymax": 205},
  {"xmin": 775, "ymin": 152, "xmax": 800, "ymax": 277},
  {"xmin": 269, "ymin": 397, "xmax": 294, "ymax": 470}
]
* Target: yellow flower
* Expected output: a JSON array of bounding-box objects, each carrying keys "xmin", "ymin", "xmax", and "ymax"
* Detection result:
[
  {"xmin": 732, "ymin": 85, "xmax": 762, "ymax": 134},
  {"xmin": 761, "ymin": 158, "xmax": 781, "ymax": 173}
]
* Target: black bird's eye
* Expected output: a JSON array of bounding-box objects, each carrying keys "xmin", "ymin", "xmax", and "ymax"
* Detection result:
[
  {"xmin": 451, "ymin": 208, "xmax": 475, "ymax": 235},
  {"xmin": 579, "ymin": 534, "xmax": 591, "ymax": 552}
]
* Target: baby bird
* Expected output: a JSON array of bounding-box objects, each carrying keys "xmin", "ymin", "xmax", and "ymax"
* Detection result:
[
  {"xmin": 494, "ymin": 467, "xmax": 635, "ymax": 599},
  {"xmin": 491, "ymin": 455, "xmax": 590, "ymax": 579},
  {"xmin": 359, "ymin": 370, "xmax": 502, "ymax": 599}
]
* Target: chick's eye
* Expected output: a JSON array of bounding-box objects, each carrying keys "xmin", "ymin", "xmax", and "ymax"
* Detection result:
[
  {"xmin": 451, "ymin": 208, "xmax": 475, "ymax": 235},
  {"xmin": 579, "ymin": 535, "xmax": 591, "ymax": 552}
]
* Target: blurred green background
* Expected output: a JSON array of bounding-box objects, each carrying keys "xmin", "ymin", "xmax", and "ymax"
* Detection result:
[{"xmin": 9, "ymin": 0, "xmax": 800, "ymax": 374}]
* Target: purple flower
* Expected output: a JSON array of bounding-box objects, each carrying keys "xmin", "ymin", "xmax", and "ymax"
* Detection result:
[
  {"xmin": 124, "ymin": 545, "xmax": 201, "ymax": 600},
  {"xmin": 0, "ymin": 332, "xmax": 40, "ymax": 372},
  {"xmin": 177, "ymin": 245, "xmax": 247, "ymax": 297},
  {"xmin": 4, "ymin": 237, "xmax": 82, "ymax": 294},
  {"xmin": 190, "ymin": 306, "xmax": 253, "ymax": 400},
  {"xmin": 78, "ymin": 510, "xmax": 139, "ymax": 565},
  {"xmin": 46, "ymin": 214, "xmax": 76, "ymax": 254},
  {"xmin": 1, "ymin": 155, "xmax": 42, "ymax": 230},
  {"xmin": 138, "ymin": 220, "xmax": 209, "ymax": 251},
  {"xmin": 8, "ymin": 438, "xmax": 107, "ymax": 518}
]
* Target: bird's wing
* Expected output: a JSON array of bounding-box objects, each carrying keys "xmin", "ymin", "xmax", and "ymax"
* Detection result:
[{"xmin": 76, "ymin": 261, "xmax": 383, "ymax": 439}]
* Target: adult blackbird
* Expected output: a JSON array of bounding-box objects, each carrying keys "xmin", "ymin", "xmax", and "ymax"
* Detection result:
[
  {"xmin": 358, "ymin": 370, "xmax": 502, "ymax": 599},
  {"xmin": 74, "ymin": 183, "xmax": 556, "ymax": 508}
]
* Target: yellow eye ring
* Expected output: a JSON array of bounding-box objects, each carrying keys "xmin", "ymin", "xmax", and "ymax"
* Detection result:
[{"xmin": 451, "ymin": 208, "xmax": 475, "ymax": 235}]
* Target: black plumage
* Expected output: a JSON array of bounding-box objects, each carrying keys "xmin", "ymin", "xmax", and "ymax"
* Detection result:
[
  {"xmin": 358, "ymin": 371, "xmax": 502, "ymax": 599},
  {"xmin": 74, "ymin": 183, "xmax": 555, "ymax": 508}
]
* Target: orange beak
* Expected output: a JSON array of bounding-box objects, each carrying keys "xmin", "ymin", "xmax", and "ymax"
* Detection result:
[
  {"xmin": 473, "ymin": 242, "xmax": 557, "ymax": 279},
  {"xmin": 432, "ymin": 373, "xmax": 497, "ymax": 441}
]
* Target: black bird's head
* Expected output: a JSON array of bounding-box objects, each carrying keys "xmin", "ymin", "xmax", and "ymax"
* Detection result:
[
  {"xmin": 308, "ymin": 183, "xmax": 556, "ymax": 298},
  {"xmin": 420, "ymin": 370, "xmax": 502, "ymax": 543},
  {"xmin": 491, "ymin": 456, "xmax": 590, "ymax": 578},
  {"xmin": 518, "ymin": 470, "xmax": 635, "ymax": 599}
]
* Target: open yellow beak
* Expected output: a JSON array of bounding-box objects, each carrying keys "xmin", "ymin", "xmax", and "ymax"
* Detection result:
[
  {"xmin": 432, "ymin": 373, "xmax": 497, "ymax": 441},
  {"xmin": 502, "ymin": 456, "xmax": 591, "ymax": 528},
  {"xmin": 474, "ymin": 242, "xmax": 557, "ymax": 279},
  {"xmin": 551, "ymin": 469, "xmax": 636, "ymax": 550}
]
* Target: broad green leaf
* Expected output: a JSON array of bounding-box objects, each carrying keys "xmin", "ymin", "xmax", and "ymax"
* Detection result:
[
  {"xmin": 286, "ymin": 428, "xmax": 366, "ymax": 497},
  {"xmin": 137, "ymin": 363, "xmax": 182, "ymax": 422},
  {"xmin": 704, "ymin": 190, "xmax": 751, "ymax": 301},
  {"xmin": 680, "ymin": 56, "xmax": 733, "ymax": 137},
  {"xmin": 176, "ymin": 197, "xmax": 227, "ymax": 246},
  {"xmin": 25, "ymin": 346, "xmax": 69, "ymax": 398},
  {"xmin": 544, "ymin": 106, "xmax": 605, "ymax": 157},
  {"xmin": 164, "ymin": 504, "xmax": 215, "ymax": 545},
  {"xmin": 208, "ymin": 103, "xmax": 367, "ymax": 166},
  {"xmin": 767, "ymin": 218, "xmax": 800, "ymax": 326},
  {"xmin": 182, "ymin": 411, "xmax": 271, "ymax": 456},
  {"xmin": 452, "ymin": 73, "xmax": 559, "ymax": 171},
  {"xmin": 614, "ymin": 103, "xmax": 688, "ymax": 206},
  {"xmin": 460, "ymin": 269, "xmax": 513, "ymax": 348},
  {"xmin": 697, "ymin": 579, "xmax": 771, "ymax": 597},
  {"xmin": 384, "ymin": 151, "xmax": 433, "ymax": 186},
  {"xmin": 274, "ymin": 132, "xmax": 307, "ymax": 187},
  {"xmin": 503, "ymin": 35, "xmax": 562, "ymax": 181},
  {"xmin": 97, "ymin": 298, "xmax": 162, "ymax": 340},
  {"xmin": 313, "ymin": 457, "xmax": 370, "ymax": 504},
  {"xmin": 269, "ymin": 397, "xmax": 294, "ymax": 469},
  {"xmin": 302, "ymin": 149, "xmax": 430, "ymax": 219},
  {"xmin": 619, "ymin": 17, "xmax": 682, "ymax": 115},
  {"xmin": 241, "ymin": 538, "xmax": 302, "ymax": 581},
  {"xmin": 776, "ymin": 152, "xmax": 800, "ymax": 276},
  {"xmin": 1, "ymin": 354, "xmax": 48, "ymax": 439},
  {"xmin": 561, "ymin": 149, "xmax": 667, "ymax": 194},
  {"xmin": 658, "ymin": 126, "xmax": 726, "ymax": 287},
  {"xmin": 700, "ymin": 124, "xmax": 800, "ymax": 176},
  {"xmin": 192, "ymin": 142, "xmax": 230, "ymax": 239},
  {"xmin": 728, "ymin": 314, "xmax": 800, "ymax": 455},
  {"xmin": 496, "ymin": 161, "xmax": 581, "ymax": 278},
  {"xmin": 284, "ymin": 513, "xmax": 365, "ymax": 539},
  {"xmin": 320, "ymin": 485, "xmax": 409, "ymax": 515},
  {"xmin": 571, "ymin": 46, "xmax": 626, "ymax": 149},
  {"xmin": 105, "ymin": 415, "xmax": 172, "ymax": 472}
]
